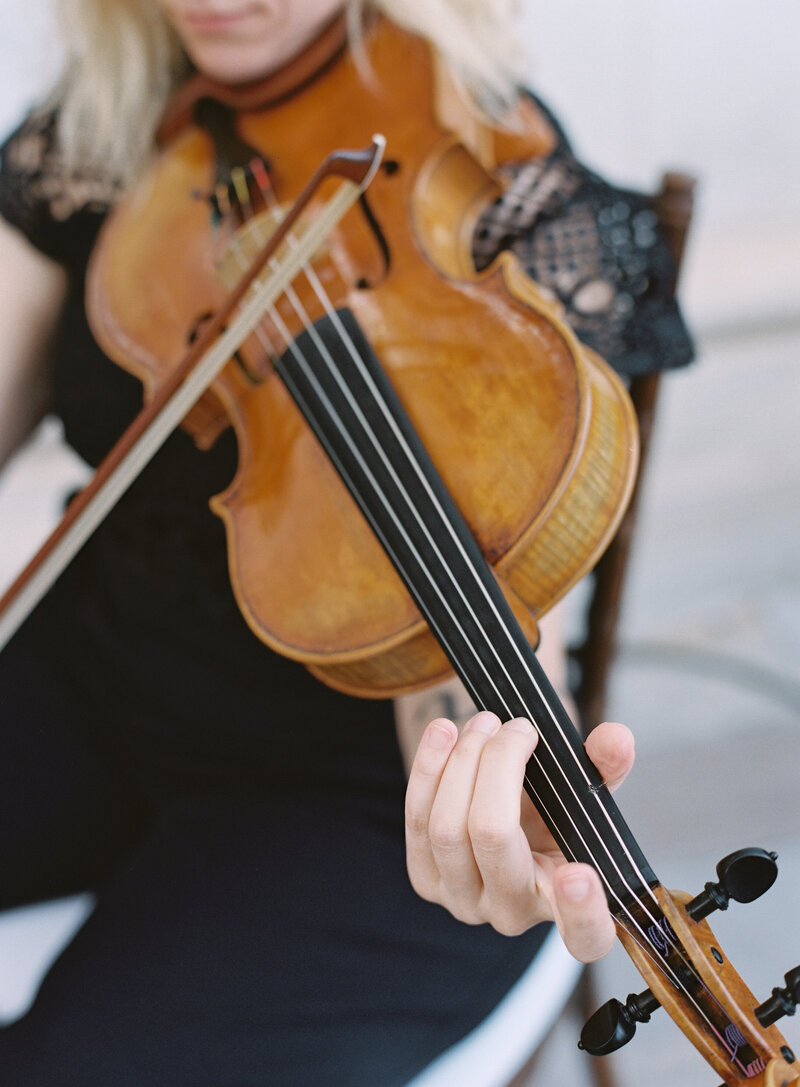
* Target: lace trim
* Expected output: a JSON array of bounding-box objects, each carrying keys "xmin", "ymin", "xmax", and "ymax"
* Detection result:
[
  {"xmin": 0, "ymin": 104, "xmax": 692, "ymax": 376},
  {"xmin": 473, "ymin": 146, "xmax": 694, "ymax": 375},
  {"xmin": 0, "ymin": 109, "xmax": 121, "ymax": 251}
]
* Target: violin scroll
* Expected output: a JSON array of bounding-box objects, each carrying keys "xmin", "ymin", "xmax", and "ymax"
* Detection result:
[{"xmin": 582, "ymin": 847, "xmax": 798, "ymax": 1084}]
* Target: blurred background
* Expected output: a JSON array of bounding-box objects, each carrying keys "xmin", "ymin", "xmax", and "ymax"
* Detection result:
[
  {"xmin": 0, "ymin": 1, "xmax": 798, "ymax": 1083},
  {"xmin": 522, "ymin": 3, "xmax": 800, "ymax": 1083}
]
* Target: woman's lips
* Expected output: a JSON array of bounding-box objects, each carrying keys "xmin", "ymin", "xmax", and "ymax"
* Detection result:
[{"xmin": 180, "ymin": 8, "xmax": 259, "ymax": 35}]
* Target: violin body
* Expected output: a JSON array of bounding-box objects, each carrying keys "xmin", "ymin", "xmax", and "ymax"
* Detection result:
[{"xmin": 86, "ymin": 17, "xmax": 637, "ymax": 697}]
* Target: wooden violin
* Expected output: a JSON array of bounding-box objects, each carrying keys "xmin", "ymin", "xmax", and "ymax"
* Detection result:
[
  {"xmin": 80, "ymin": 16, "xmax": 638, "ymax": 698},
  {"xmin": 0, "ymin": 15, "xmax": 796, "ymax": 1084}
]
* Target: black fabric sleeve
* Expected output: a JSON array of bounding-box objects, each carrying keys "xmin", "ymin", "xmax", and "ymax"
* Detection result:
[
  {"xmin": 472, "ymin": 91, "xmax": 695, "ymax": 377},
  {"xmin": 0, "ymin": 108, "xmax": 118, "ymax": 269},
  {"xmin": 0, "ymin": 110, "xmax": 65, "ymax": 259}
]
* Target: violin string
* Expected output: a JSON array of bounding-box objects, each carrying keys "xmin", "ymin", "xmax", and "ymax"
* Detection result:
[
  {"xmin": 286, "ymin": 273, "xmax": 766, "ymax": 1056},
  {"xmin": 222, "ymin": 181, "xmax": 627, "ymax": 886},
  {"xmin": 227, "ymin": 187, "xmax": 622, "ymax": 886},
  {"xmin": 288, "ymin": 261, "xmax": 659, "ymax": 886},
  {"xmin": 228, "ymin": 170, "xmax": 693, "ymax": 979},
  {"xmin": 196, "ymin": 158, "xmax": 757, "ymax": 1073},
  {"xmin": 261, "ymin": 291, "xmax": 701, "ymax": 996},
  {"xmin": 168, "ymin": 163, "xmax": 660, "ymax": 978},
  {"xmin": 280, "ymin": 286, "xmax": 667, "ymax": 910},
  {"xmin": 259, "ymin": 293, "xmax": 733, "ymax": 1032},
  {"xmin": 224, "ymin": 171, "xmax": 720, "ymax": 1021},
  {"xmin": 274, "ymin": 258, "xmax": 661, "ymax": 902},
  {"xmin": 270, "ymin": 216, "xmax": 769, "ymax": 1075}
]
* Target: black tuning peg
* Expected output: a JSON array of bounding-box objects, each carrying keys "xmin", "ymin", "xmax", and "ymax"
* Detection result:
[
  {"xmin": 755, "ymin": 966, "xmax": 800, "ymax": 1027},
  {"xmin": 578, "ymin": 988, "xmax": 661, "ymax": 1056},
  {"xmin": 685, "ymin": 847, "xmax": 778, "ymax": 922}
]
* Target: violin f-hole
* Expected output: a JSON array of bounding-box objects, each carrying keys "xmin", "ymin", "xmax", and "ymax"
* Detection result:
[{"xmin": 354, "ymin": 189, "xmax": 392, "ymax": 288}]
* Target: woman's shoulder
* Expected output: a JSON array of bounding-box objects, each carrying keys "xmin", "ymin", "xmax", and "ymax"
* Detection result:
[
  {"xmin": 473, "ymin": 91, "xmax": 695, "ymax": 377},
  {"xmin": 0, "ymin": 106, "xmax": 121, "ymax": 264}
]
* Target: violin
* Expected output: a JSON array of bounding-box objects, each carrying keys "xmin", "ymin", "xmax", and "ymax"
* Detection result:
[{"xmin": 0, "ymin": 15, "xmax": 797, "ymax": 1084}]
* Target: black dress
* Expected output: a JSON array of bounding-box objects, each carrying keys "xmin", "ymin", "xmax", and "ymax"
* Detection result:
[{"xmin": 0, "ymin": 103, "xmax": 691, "ymax": 1087}]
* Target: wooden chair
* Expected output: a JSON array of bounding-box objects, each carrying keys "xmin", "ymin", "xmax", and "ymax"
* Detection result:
[
  {"xmin": 407, "ymin": 170, "xmax": 697, "ymax": 1087},
  {"xmin": 573, "ymin": 171, "xmax": 697, "ymax": 730},
  {"xmin": 515, "ymin": 171, "xmax": 697, "ymax": 1087}
]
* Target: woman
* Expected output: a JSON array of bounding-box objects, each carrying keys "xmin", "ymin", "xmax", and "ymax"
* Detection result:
[{"xmin": 0, "ymin": 2, "xmax": 690, "ymax": 1084}]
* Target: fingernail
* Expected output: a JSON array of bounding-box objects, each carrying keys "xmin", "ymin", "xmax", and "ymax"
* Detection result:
[
  {"xmin": 426, "ymin": 723, "xmax": 453, "ymax": 749},
  {"xmin": 463, "ymin": 711, "xmax": 500, "ymax": 735},
  {"xmin": 562, "ymin": 875, "xmax": 591, "ymax": 902},
  {"xmin": 504, "ymin": 717, "xmax": 535, "ymax": 736}
]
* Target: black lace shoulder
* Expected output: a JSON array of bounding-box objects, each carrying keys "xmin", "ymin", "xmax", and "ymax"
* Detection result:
[
  {"xmin": 472, "ymin": 94, "xmax": 695, "ymax": 377},
  {"xmin": 0, "ymin": 107, "xmax": 122, "ymax": 267}
]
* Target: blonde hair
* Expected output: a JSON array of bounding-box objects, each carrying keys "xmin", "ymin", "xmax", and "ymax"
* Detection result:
[
  {"xmin": 55, "ymin": 0, "xmax": 186, "ymax": 181},
  {"xmin": 55, "ymin": 0, "xmax": 528, "ymax": 181},
  {"xmin": 350, "ymin": 0, "xmax": 527, "ymax": 112}
]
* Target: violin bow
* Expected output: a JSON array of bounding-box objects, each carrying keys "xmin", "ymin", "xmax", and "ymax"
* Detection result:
[{"xmin": 0, "ymin": 137, "xmax": 386, "ymax": 651}]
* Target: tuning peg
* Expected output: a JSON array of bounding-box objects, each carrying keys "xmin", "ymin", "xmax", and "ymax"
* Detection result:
[
  {"xmin": 685, "ymin": 847, "xmax": 778, "ymax": 922},
  {"xmin": 578, "ymin": 988, "xmax": 661, "ymax": 1056},
  {"xmin": 755, "ymin": 966, "xmax": 800, "ymax": 1027}
]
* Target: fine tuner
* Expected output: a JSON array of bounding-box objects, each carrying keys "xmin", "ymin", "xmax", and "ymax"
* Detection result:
[{"xmin": 579, "ymin": 846, "xmax": 799, "ymax": 1073}]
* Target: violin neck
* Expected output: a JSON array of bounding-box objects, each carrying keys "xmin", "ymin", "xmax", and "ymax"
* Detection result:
[{"xmin": 274, "ymin": 307, "xmax": 658, "ymax": 910}]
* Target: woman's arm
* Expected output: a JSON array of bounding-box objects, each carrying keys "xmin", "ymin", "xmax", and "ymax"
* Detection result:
[{"xmin": 0, "ymin": 216, "xmax": 67, "ymax": 469}]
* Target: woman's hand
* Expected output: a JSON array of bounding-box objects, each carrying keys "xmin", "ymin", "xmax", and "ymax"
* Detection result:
[{"xmin": 405, "ymin": 712, "xmax": 635, "ymax": 962}]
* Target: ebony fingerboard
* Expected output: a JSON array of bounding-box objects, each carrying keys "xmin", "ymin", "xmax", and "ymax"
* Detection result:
[{"xmin": 274, "ymin": 309, "xmax": 658, "ymax": 911}]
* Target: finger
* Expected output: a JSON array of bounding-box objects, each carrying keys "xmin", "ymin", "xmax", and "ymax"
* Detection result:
[
  {"xmin": 467, "ymin": 718, "xmax": 541, "ymax": 932},
  {"xmin": 427, "ymin": 711, "xmax": 502, "ymax": 908},
  {"xmin": 405, "ymin": 718, "xmax": 458, "ymax": 898},
  {"xmin": 584, "ymin": 721, "xmax": 635, "ymax": 793},
  {"xmin": 551, "ymin": 862, "xmax": 617, "ymax": 962}
]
